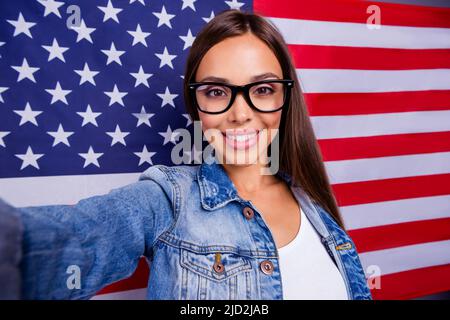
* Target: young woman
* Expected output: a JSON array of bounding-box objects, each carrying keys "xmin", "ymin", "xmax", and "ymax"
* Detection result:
[{"xmin": 0, "ymin": 9, "xmax": 372, "ymax": 300}]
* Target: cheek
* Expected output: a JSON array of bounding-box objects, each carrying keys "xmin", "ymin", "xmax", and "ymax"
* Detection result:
[
  {"xmin": 198, "ymin": 114, "xmax": 222, "ymax": 131},
  {"xmin": 260, "ymin": 112, "xmax": 282, "ymax": 129}
]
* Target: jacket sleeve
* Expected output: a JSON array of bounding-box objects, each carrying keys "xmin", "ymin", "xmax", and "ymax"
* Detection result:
[{"xmin": 0, "ymin": 171, "xmax": 173, "ymax": 300}]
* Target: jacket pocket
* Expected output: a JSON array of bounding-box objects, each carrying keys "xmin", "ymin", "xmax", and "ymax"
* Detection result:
[{"xmin": 179, "ymin": 248, "xmax": 253, "ymax": 299}]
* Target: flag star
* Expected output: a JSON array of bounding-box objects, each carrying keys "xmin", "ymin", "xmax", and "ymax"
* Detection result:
[
  {"xmin": 152, "ymin": 6, "xmax": 175, "ymax": 29},
  {"xmin": 77, "ymin": 105, "xmax": 101, "ymax": 127},
  {"xmin": 47, "ymin": 124, "xmax": 74, "ymax": 147},
  {"xmin": 182, "ymin": 113, "xmax": 192, "ymax": 127},
  {"xmin": 134, "ymin": 145, "xmax": 156, "ymax": 166},
  {"xmin": 0, "ymin": 87, "xmax": 8, "ymax": 103},
  {"xmin": 15, "ymin": 146, "xmax": 44, "ymax": 170},
  {"xmin": 70, "ymin": 19, "xmax": 96, "ymax": 43},
  {"xmin": 202, "ymin": 11, "xmax": 215, "ymax": 23},
  {"xmin": 129, "ymin": 0, "xmax": 145, "ymax": 4},
  {"xmin": 42, "ymin": 38, "xmax": 69, "ymax": 62},
  {"xmin": 106, "ymin": 125, "xmax": 130, "ymax": 146},
  {"xmin": 98, "ymin": 0, "xmax": 123, "ymax": 23},
  {"xmin": 225, "ymin": 0, "xmax": 245, "ymax": 10},
  {"xmin": 11, "ymin": 58, "xmax": 40, "ymax": 83},
  {"xmin": 181, "ymin": 0, "xmax": 197, "ymax": 11},
  {"xmin": 104, "ymin": 84, "xmax": 127, "ymax": 106},
  {"xmin": 159, "ymin": 125, "xmax": 180, "ymax": 145},
  {"xmin": 0, "ymin": 131, "xmax": 10, "ymax": 147},
  {"xmin": 130, "ymin": 66, "xmax": 153, "ymax": 88},
  {"xmin": 45, "ymin": 82, "xmax": 72, "ymax": 105},
  {"xmin": 78, "ymin": 146, "xmax": 103, "ymax": 168},
  {"xmin": 127, "ymin": 24, "xmax": 151, "ymax": 47},
  {"xmin": 132, "ymin": 106, "xmax": 155, "ymax": 127},
  {"xmin": 157, "ymin": 86, "xmax": 178, "ymax": 108},
  {"xmin": 74, "ymin": 63, "xmax": 99, "ymax": 85},
  {"xmin": 7, "ymin": 13, "xmax": 36, "ymax": 38},
  {"xmin": 101, "ymin": 42, "xmax": 125, "ymax": 66},
  {"xmin": 179, "ymin": 29, "xmax": 195, "ymax": 50},
  {"xmin": 13, "ymin": 102, "xmax": 43, "ymax": 126},
  {"xmin": 37, "ymin": 0, "xmax": 65, "ymax": 18},
  {"xmin": 155, "ymin": 47, "xmax": 177, "ymax": 69}
]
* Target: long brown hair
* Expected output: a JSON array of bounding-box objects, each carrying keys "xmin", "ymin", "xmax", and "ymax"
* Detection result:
[{"xmin": 183, "ymin": 9, "xmax": 345, "ymax": 229}]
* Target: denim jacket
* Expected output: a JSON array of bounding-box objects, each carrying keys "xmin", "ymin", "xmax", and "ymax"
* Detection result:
[{"xmin": 4, "ymin": 155, "xmax": 372, "ymax": 300}]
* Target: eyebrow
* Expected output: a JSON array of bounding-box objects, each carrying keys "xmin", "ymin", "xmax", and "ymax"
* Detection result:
[{"xmin": 198, "ymin": 72, "xmax": 281, "ymax": 83}]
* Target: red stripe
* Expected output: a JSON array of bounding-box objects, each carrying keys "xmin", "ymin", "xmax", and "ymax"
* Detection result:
[
  {"xmin": 349, "ymin": 218, "xmax": 450, "ymax": 253},
  {"xmin": 370, "ymin": 264, "xmax": 450, "ymax": 300},
  {"xmin": 97, "ymin": 257, "xmax": 149, "ymax": 295},
  {"xmin": 319, "ymin": 132, "xmax": 450, "ymax": 161},
  {"xmin": 304, "ymin": 91, "xmax": 450, "ymax": 116},
  {"xmin": 332, "ymin": 173, "xmax": 450, "ymax": 206},
  {"xmin": 289, "ymin": 45, "xmax": 450, "ymax": 70},
  {"xmin": 254, "ymin": 0, "xmax": 450, "ymax": 28}
]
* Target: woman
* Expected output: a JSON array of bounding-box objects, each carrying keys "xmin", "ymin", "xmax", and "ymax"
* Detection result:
[{"xmin": 0, "ymin": 9, "xmax": 372, "ymax": 300}]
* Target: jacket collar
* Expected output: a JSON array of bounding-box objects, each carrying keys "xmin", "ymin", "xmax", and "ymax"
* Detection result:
[{"xmin": 197, "ymin": 154, "xmax": 293, "ymax": 211}]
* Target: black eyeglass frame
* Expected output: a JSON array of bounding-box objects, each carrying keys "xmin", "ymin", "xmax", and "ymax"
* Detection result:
[{"xmin": 187, "ymin": 79, "xmax": 295, "ymax": 114}]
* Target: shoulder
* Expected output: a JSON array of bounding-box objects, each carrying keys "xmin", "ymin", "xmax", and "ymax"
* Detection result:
[{"xmin": 138, "ymin": 164, "xmax": 200, "ymax": 194}]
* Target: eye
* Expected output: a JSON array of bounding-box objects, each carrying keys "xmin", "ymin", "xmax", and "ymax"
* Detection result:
[
  {"xmin": 253, "ymin": 86, "xmax": 274, "ymax": 95},
  {"xmin": 206, "ymin": 88, "xmax": 227, "ymax": 97}
]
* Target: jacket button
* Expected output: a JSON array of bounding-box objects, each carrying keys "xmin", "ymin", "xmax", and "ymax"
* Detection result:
[
  {"xmin": 213, "ymin": 262, "xmax": 225, "ymax": 274},
  {"xmin": 243, "ymin": 206, "xmax": 254, "ymax": 220},
  {"xmin": 260, "ymin": 260, "xmax": 274, "ymax": 275}
]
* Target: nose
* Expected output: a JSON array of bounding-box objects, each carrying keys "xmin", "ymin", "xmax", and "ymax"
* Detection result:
[{"xmin": 227, "ymin": 91, "xmax": 253, "ymax": 124}]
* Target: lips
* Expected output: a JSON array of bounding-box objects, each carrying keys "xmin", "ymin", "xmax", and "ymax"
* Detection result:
[{"xmin": 221, "ymin": 129, "xmax": 262, "ymax": 150}]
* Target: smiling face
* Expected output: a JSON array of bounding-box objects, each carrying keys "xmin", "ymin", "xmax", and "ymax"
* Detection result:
[{"xmin": 195, "ymin": 32, "xmax": 284, "ymax": 166}]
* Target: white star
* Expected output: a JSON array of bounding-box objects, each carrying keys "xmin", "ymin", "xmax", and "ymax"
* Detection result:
[
  {"xmin": 77, "ymin": 105, "xmax": 101, "ymax": 127},
  {"xmin": 42, "ymin": 38, "xmax": 69, "ymax": 62},
  {"xmin": 179, "ymin": 29, "xmax": 195, "ymax": 50},
  {"xmin": 130, "ymin": 66, "xmax": 153, "ymax": 88},
  {"xmin": 79, "ymin": 146, "xmax": 103, "ymax": 168},
  {"xmin": 101, "ymin": 42, "xmax": 125, "ymax": 66},
  {"xmin": 134, "ymin": 145, "xmax": 156, "ymax": 166},
  {"xmin": 155, "ymin": 47, "xmax": 177, "ymax": 69},
  {"xmin": 129, "ymin": 0, "xmax": 145, "ymax": 4},
  {"xmin": 15, "ymin": 146, "xmax": 44, "ymax": 170},
  {"xmin": 106, "ymin": 125, "xmax": 130, "ymax": 146},
  {"xmin": 7, "ymin": 13, "xmax": 36, "ymax": 38},
  {"xmin": 181, "ymin": 0, "xmax": 197, "ymax": 11},
  {"xmin": 104, "ymin": 84, "xmax": 127, "ymax": 106},
  {"xmin": 225, "ymin": 0, "xmax": 245, "ymax": 10},
  {"xmin": 132, "ymin": 106, "xmax": 155, "ymax": 127},
  {"xmin": 152, "ymin": 6, "xmax": 175, "ymax": 29},
  {"xmin": 98, "ymin": 0, "xmax": 123, "ymax": 23},
  {"xmin": 70, "ymin": 19, "xmax": 96, "ymax": 43},
  {"xmin": 74, "ymin": 63, "xmax": 99, "ymax": 85},
  {"xmin": 127, "ymin": 24, "xmax": 151, "ymax": 47},
  {"xmin": 182, "ymin": 113, "xmax": 192, "ymax": 127},
  {"xmin": 157, "ymin": 86, "xmax": 178, "ymax": 108},
  {"xmin": 159, "ymin": 125, "xmax": 180, "ymax": 145},
  {"xmin": 47, "ymin": 124, "xmax": 74, "ymax": 147},
  {"xmin": 202, "ymin": 11, "xmax": 215, "ymax": 23},
  {"xmin": 0, "ymin": 131, "xmax": 10, "ymax": 147},
  {"xmin": 45, "ymin": 82, "xmax": 72, "ymax": 105},
  {"xmin": 0, "ymin": 87, "xmax": 8, "ymax": 103},
  {"xmin": 37, "ymin": 0, "xmax": 64, "ymax": 18},
  {"xmin": 11, "ymin": 58, "xmax": 40, "ymax": 83},
  {"xmin": 13, "ymin": 102, "xmax": 43, "ymax": 126}
]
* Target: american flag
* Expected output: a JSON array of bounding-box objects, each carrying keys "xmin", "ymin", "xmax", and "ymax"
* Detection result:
[{"xmin": 0, "ymin": 0, "xmax": 449, "ymax": 300}]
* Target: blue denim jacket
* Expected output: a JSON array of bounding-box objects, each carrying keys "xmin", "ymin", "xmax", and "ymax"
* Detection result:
[{"xmin": 5, "ymin": 155, "xmax": 372, "ymax": 300}]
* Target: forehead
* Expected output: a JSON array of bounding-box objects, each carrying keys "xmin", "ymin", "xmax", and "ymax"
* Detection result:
[{"xmin": 195, "ymin": 33, "xmax": 283, "ymax": 83}]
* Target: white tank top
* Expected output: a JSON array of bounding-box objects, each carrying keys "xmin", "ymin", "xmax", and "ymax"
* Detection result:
[{"xmin": 278, "ymin": 205, "xmax": 349, "ymax": 300}]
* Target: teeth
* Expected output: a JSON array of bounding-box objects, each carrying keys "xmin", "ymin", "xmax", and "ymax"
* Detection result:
[{"xmin": 226, "ymin": 132, "xmax": 257, "ymax": 142}]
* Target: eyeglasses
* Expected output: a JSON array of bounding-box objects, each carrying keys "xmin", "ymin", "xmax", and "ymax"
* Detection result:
[{"xmin": 188, "ymin": 79, "xmax": 294, "ymax": 114}]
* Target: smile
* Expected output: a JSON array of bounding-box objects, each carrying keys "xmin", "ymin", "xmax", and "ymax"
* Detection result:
[{"xmin": 221, "ymin": 129, "xmax": 262, "ymax": 150}]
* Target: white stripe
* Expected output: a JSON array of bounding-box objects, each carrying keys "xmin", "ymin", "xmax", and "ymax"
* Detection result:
[
  {"xmin": 269, "ymin": 17, "xmax": 450, "ymax": 49},
  {"xmin": 0, "ymin": 172, "xmax": 141, "ymax": 206},
  {"xmin": 360, "ymin": 239, "xmax": 450, "ymax": 276},
  {"xmin": 341, "ymin": 195, "xmax": 450, "ymax": 230},
  {"xmin": 91, "ymin": 288, "xmax": 147, "ymax": 300},
  {"xmin": 296, "ymin": 69, "xmax": 450, "ymax": 93},
  {"xmin": 325, "ymin": 151, "xmax": 450, "ymax": 184},
  {"xmin": 311, "ymin": 110, "xmax": 450, "ymax": 139}
]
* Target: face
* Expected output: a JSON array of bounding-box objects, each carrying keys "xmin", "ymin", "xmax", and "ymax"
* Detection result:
[{"xmin": 195, "ymin": 32, "xmax": 283, "ymax": 167}]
